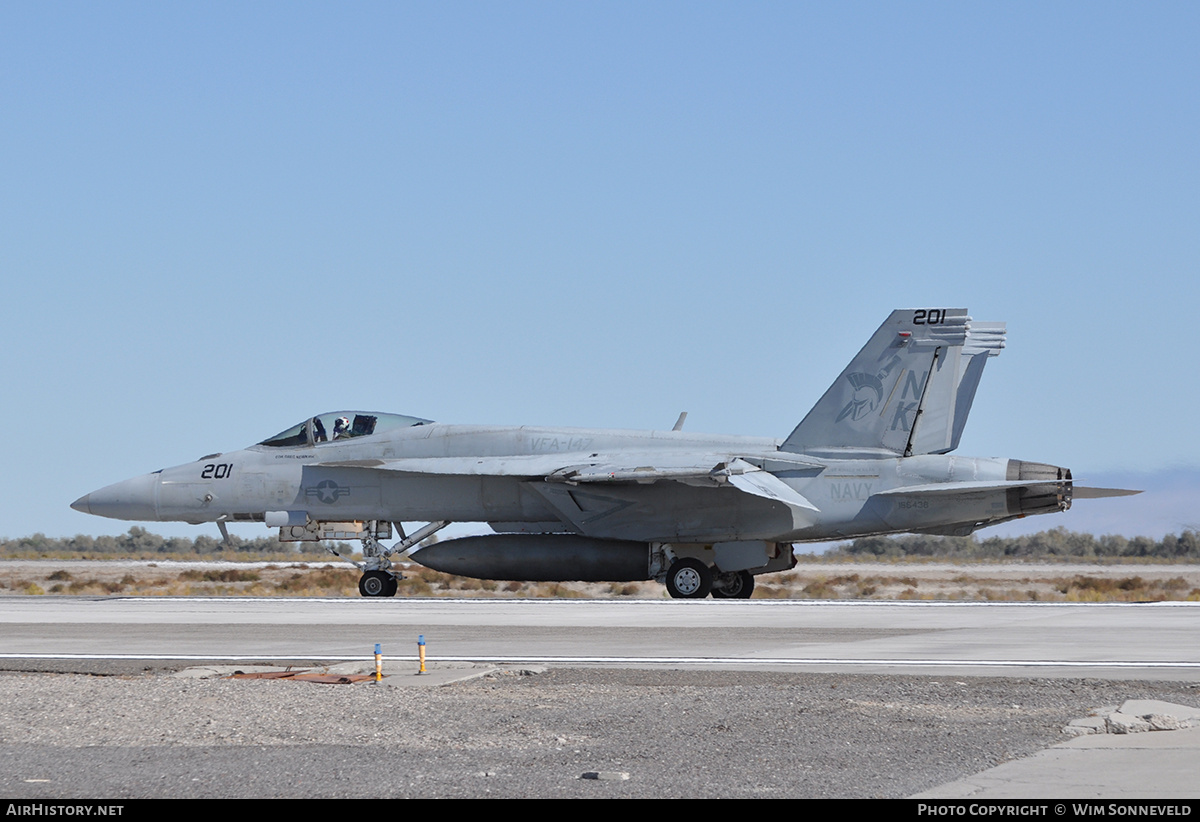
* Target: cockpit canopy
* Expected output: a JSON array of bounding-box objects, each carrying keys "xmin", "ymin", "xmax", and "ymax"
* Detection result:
[{"xmin": 258, "ymin": 411, "xmax": 432, "ymax": 448}]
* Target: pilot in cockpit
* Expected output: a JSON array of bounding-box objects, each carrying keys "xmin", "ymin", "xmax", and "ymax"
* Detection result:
[{"xmin": 333, "ymin": 416, "xmax": 353, "ymax": 440}]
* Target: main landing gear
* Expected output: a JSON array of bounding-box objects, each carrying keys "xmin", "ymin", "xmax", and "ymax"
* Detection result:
[
  {"xmin": 664, "ymin": 558, "xmax": 754, "ymax": 599},
  {"xmin": 665, "ymin": 557, "xmax": 711, "ymax": 598},
  {"xmin": 712, "ymin": 568, "xmax": 755, "ymax": 599}
]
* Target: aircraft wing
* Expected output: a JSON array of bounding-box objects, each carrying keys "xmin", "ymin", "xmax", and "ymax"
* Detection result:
[
  {"xmin": 321, "ymin": 454, "xmax": 588, "ymax": 476},
  {"xmin": 322, "ymin": 452, "xmax": 821, "ymax": 541},
  {"xmin": 324, "ymin": 451, "xmax": 819, "ymax": 486},
  {"xmin": 322, "ymin": 452, "xmax": 743, "ymax": 480},
  {"xmin": 552, "ymin": 456, "xmax": 820, "ymax": 512}
]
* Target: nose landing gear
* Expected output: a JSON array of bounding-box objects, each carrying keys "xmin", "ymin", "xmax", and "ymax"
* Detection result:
[
  {"xmin": 350, "ymin": 520, "xmax": 451, "ymax": 597},
  {"xmin": 358, "ymin": 569, "xmax": 398, "ymax": 598}
]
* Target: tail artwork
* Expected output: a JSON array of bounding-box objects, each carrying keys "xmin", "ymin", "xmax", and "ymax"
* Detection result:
[{"xmin": 781, "ymin": 309, "xmax": 1004, "ymax": 459}]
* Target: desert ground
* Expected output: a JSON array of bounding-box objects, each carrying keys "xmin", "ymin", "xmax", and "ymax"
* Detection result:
[{"xmin": 1, "ymin": 557, "xmax": 1198, "ymax": 601}]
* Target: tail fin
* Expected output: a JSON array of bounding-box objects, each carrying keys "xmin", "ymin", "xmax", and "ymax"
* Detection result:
[
  {"xmin": 950, "ymin": 321, "xmax": 1005, "ymax": 450},
  {"xmin": 781, "ymin": 309, "xmax": 1005, "ymax": 458}
]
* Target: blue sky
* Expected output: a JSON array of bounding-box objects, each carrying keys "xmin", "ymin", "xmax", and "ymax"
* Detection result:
[{"xmin": 3, "ymin": 2, "xmax": 1197, "ymax": 541}]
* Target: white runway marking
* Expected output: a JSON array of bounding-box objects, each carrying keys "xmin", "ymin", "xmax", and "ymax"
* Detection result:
[{"xmin": 2, "ymin": 652, "xmax": 1199, "ymax": 669}]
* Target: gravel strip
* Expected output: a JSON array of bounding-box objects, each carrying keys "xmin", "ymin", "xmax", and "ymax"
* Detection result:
[{"xmin": 1, "ymin": 667, "xmax": 1196, "ymax": 798}]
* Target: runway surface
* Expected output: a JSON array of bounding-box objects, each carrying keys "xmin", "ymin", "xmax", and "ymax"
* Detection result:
[
  {"xmin": 3, "ymin": 596, "xmax": 1199, "ymax": 798},
  {"xmin": 1, "ymin": 596, "xmax": 1198, "ymax": 678}
]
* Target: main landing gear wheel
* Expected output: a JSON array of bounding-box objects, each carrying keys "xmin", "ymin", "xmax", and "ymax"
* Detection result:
[
  {"xmin": 358, "ymin": 570, "xmax": 397, "ymax": 598},
  {"xmin": 665, "ymin": 558, "xmax": 712, "ymax": 599},
  {"xmin": 711, "ymin": 569, "xmax": 755, "ymax": 599}
]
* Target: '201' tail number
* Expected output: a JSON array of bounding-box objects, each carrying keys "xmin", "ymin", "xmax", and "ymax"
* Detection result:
[
  {"xmin": 913, "ymin": 309, "xmax": 947, "ymax": 325},
  {"xmin": 201, "ymin": 463, "xmax": 233, "ymax": 479}
]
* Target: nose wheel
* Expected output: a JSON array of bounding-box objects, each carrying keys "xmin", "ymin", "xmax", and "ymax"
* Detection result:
[
  {"xmin": 358, "ymin": 570, "xmax": 398, "ymax": 598},
  {"xmin": 337, "ymin": 520, "xmax": 450, "ymax": 597}
]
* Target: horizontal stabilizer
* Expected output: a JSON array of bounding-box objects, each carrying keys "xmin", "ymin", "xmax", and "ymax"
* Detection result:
[
  {"xmin": 874, "ymin": 480, "xmax": 1051, "ymax": 497},
  {"xmin": 1072, "ymin": 486, "xmax": 1142, "ymax": 499}
]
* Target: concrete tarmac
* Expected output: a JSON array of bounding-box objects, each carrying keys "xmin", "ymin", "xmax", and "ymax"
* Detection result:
[{"xmin": 916, "ymin": 720, "xmax": 1200, "ymax": 799}]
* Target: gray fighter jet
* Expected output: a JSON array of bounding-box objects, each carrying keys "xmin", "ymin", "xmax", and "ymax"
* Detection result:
[{"xmin": 72, "ymin": 308, "xmax": 1135, "ymax": 598}]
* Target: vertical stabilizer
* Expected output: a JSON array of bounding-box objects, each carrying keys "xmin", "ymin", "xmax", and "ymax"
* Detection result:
[
  {"xmin": 782, "ymin": 309, "xmax": 1003, "ymax": 457},
  {"xmin": 948, "ymin": 321, "xmax": 1006, "ymax": 452}
]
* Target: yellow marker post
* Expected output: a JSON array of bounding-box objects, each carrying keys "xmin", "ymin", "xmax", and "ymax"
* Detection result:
[
  {"xmin": 418, "ymin": 635, "xmax": 426, "ymax": 674},
  {"xmin": 374, "ymin": 643, "xmax": 382, "ymax": 682}
]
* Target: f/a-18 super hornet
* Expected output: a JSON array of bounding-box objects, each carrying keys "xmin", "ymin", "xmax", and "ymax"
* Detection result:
[{"xmin": 72, "ymin": 308, "xmax": 1136, "ymax": 598}]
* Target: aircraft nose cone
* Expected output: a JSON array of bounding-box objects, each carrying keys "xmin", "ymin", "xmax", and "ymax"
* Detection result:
[{"xmin": 72, "ymin": 473, "xmax": 159, "ymax": 521}]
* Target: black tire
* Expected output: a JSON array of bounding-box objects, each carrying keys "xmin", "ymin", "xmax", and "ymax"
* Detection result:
[
  {"xmin": 665, "ymin": 558, "xmax": 712, "ymax": 599},
  {"xmin": 359, "ymin": 570, "xmax": 393, "ymax": 598},
  {"xmin": 711, "ymin": 569, "xmax": 755, "ymax": 599}
]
